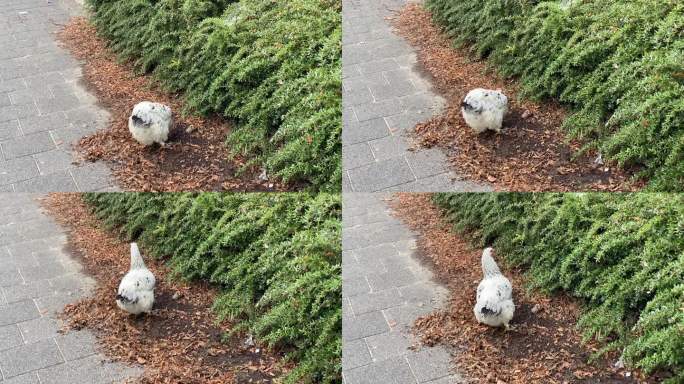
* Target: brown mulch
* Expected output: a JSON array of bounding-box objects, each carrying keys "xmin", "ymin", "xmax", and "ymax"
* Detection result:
[
  {"xmin": 42, "ymin": 193, "xmax": 287, "ymax": 384},
  {"xmin": 56, "ymin": 18, "xmax": 289, "ymax": 192},
  {"xmin": 391, "ymin": 5, "xmax": 644, "ymax": 192},
  {"xmin": 389, "ymin": 193, "xmax": 664, "ymax": 384}
]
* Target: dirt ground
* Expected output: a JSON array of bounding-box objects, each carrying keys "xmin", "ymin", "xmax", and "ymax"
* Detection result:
[
  {"xmin": 56, "ymin": 18, "xmax": 292, "ymax": 192},
  {"xmin": 392, "ymin": 5, "xmax": 644, "ymax": 192},
  {"xmin": 389, "ymin": 193, "xmax": 667, "ymax": 384},
  {"xmin": 42, "ymin": 194, "xmax": 287, "ymax": 384}
]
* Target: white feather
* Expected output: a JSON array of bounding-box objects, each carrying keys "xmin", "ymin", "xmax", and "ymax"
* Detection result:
[
  {"xmin": 116, "ymin": 243, "xmax": 155, "ymax": 315},
  {"xmin": 461, "ymin": 88, "xmax": 508, "ymax": 134},
  {"xmin": 474, "ymin": 247, "xmax": 515, "ymax": 328},
  {"xmin": 128, "ymin": 101, "xmax": 172, "ymax": 146}
]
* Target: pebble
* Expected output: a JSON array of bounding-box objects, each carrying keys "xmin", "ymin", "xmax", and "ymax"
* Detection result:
[
  {"xmin": 172, "ymin": 292, "xmax": 181, "ymax": 300},
  {"xmin": 521, "ymin": 110, "xmax": 533, "ymax": 119},
  {"xmin": 531, "ymin": 304, "xmax": 542, "ymax": 313}
]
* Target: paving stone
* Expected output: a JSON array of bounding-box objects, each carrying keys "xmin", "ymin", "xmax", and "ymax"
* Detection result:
[
  {"xmin": 13, "ymin": 170, "xmax": 78, "ymax": 192},
  {"xmin": 0, "ymin": 157, "xmax": 43, "ymax": 185},
  {"xmin": 33, "ymin": 149, "xmax": 76, "ymax": 175},
  {"xmin": 406, "ymin": 348, "xmax": 453, "ymax": 383},
  {"xmin": 34, "ymin": 294, "xmax": 74, "ymax": 317},
  {"xmin": 344, "ymin": 87, "xmax": 374, "ymax": 106},
  {"xmin": 54, "ymin": 330, "xmax": 97, "ymax": 361},
  {"xmin": 19, "ymin": 113, "xmax": 69, "ymax": 135},
  {"xmin": 0, "ymin": 104, "xmax": 38, "ymax": 123},
  {"xmin": 354, "ymin": 243, "xmax": 397, "ymax": 260},
  {"xmin": 343, "ymin": 142, "xmax": 375, "ymax": 170},
  {"xmin": 384, "ymin": 112, "xmax": 428, "ymax": 134},
  {"xmin": 19, "ymin": 262, "xmax": 66, "ymax": 282},
  {"xmin": 423, "ymin": 375, "xmax": 464, "ymax": 384},
  {"xmin": 348, "ymin": 158, "xmax": 415, "ymax": 192},
  {"xmin": 48, "ymin": 125, "xmax": 92, "ymax": 148},
  {"xmin": 0, "ymin": 79, "xmax": 26, "ymax": 94},
  {"xmin": 34, "ymin": 93, "xmax": 81, "ymax": 115},
  {"xmin": 64, "ymin": 107, "xmax": 108, "ymax": 130},
  {"xmin": 343, "ymin": 73, "xmax": 387, "ymax": 93},
  {"xmin": 406, "ymin": 149, "xmax": 449, "ymax": 179},
  {"xmin": 0, "ymin": 340, "xmax": 64, "ymax": 378},
  {"xmin": 342, "ymin": 276, "xmax": 371, "ymax": 298},
  {"xmin": 37, "ymin": 354, "xmax": 125, "ymax": 384},
  {"xmin": 357, "ymin": 58, "xmax": 399, "ymax": 74},
  {"xmin": 368, "ymin": 79, "xmax": 416, "ymax": 101},
  {"xmin": 22, "ymin": 72, "xmax": 64, "ymax": 89},
  {"xmin": 17, "ymin": 317, "xmax": 60, "ymax": 344},
  {"xmin": 0, "ymin": 324, "xmax": 23, "ymax": 352},
  {"xmin": 342, "ymin": 65, "xmax": 361, "ymax": 78},
  {"xmin": 399, "ymin": 282, "xmax": 448, "ymax": 306},
  {"xmin": 368, "ymin": 135, "xmax": 411, "ymax": 161},
  {"xmin": 343, "ymin": 118, "xmax": 390, "ymax": 145},
  {"xmin": 353, "ymin": 99, "xmax": 404, "ymax": 122},
  {"xmin": 1, "ymin": 279, "xmax": 52, "ymax": 303},
  {"xmin": 1, "ymin": 132, "xmax": 55, "ymax": 160},
  {"xmin": 0, "ymin": 269, "xmax": 23, "ymax": 288},
  {"xmin": 49, "ymin": 274, "xmax": 88, "ymax": 294},
  {"xmin": 354, "ymin": 255, "xmax": 386, "ymax": 275},
  {"xmin": 0, "ymin": 300, "xmax": 40, "ymax": 327},
  {"xmin": 342, "ymin": 339, "xmax": 372, "ymax": 371},
  {"xmin": 343, "ymin": 310, "xmax": 389, "ymax": 341},
  {"xmin": 349, "ymin": 288, "xmax": 403, "ymax": 315},
  {"xmin": 8, "ymin": 87, "xmax": 51, "ymax": 106},
  {"xmin": 383, "ymin": 304, "xmax": 436, "ymax": 330},
  {"xmin": 11, "ymin": 220, "xmax": 62, "ymax": 241},
  {"xmin": 364, "ymin": 331, "xmax": 414, "ymax": 361},
  {"xmin": 70, "ymin": 162, "xmax": 113, "ymax": 191},
  {"xmin": 2, "ymin": 373, "xmax": 40, "ymax": 384},
  {"xmin": 344, "ymin": 355, "xmax": 416, "ymax": 384},
  {"xmin": 367, "ymin": 268, "xmax": 419, "ymax": 291},
  {"xmin": 0, "ymin": 120, "xmax": 21, "ymax": 141},
  {"xmin": 0, "ymin": 93, "xmax": 11, "ymax": 107}
]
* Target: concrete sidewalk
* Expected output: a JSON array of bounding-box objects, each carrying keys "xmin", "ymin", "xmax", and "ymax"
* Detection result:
[
  {"xmin": 342, "ymin": 193, "xmax": 463, "ymax": 384},
  {"xmin": 342, "ymin": 0, "xmax": 491, "ymax": 192},
  {"xmin": 0, "ymin": 193, "xmax": 141, "ymax": 383},
  {"xmin": 0, "ymin": 0, "xmax": 116, "ymax": 192}
]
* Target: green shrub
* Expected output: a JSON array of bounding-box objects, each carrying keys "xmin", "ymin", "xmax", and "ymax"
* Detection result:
[
  {"xmin": 425, "ymin": 0, "xmax": 684, "ymax": 190},
  {"xmin": 433, "ymin": 192, "xmax": 684, "ymax": 382},
  {"xmin": 83, "ymin": 192, "xmax": 342, "ymax": 384},
  {"xmin": 86, "ymin": 0, "xmax": 341, "ymax": 191}
]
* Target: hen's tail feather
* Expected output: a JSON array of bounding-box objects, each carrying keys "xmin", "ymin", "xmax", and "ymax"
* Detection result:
[
  {"xmin": 481, "ymin": 247, "xmax": 501, "ymax": 277},
  {"xmin": 130, "ymin": 243, "xmax": 146, "ymax": 270}
]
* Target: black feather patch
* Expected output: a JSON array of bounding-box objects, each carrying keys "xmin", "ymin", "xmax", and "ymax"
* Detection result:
[
  {"xmin": 461, "ymin": 100, "xmax": 482, "ymax": 113},
  {"xmin": 131, "ymin": 115, "xmax": 150, "ymax": 127},
  {"xmin": 481, "ymin": 306, "xmax": 501, "ymax": 316},
  {"xmin": 116, "ymin": 294, "xmax": 138, "ymax": 304}
]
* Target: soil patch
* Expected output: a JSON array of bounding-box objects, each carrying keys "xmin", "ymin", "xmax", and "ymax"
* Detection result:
[
  {"xmin": 42, "ymin": 193, "xmax": 286, "ymax": 383},
  {"xmin": 56, "ymin": 18, "xmax": 292, "ymax": 192},
  {"xmin": 392, "ymin": 5, "xmax": 643, "ymax": 192},
  {"xmin": 389, "ymin": 193, "xmax": 664, "ymax": 383}
]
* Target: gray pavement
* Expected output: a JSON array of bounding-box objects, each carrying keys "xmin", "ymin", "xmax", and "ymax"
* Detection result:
[
  {"xmin": 0, "ymin": 0, "xmax": 117, "ymax": 192},
  {"xmin": 0, "ymin": 193, "xmax": 141, "ymax": 383},
  {"xmin": 342, "ymin": 0, "xmax": 491, "ymax": 192},
  {"xmin": 342, "ymin": 193, "xmax": 464, "ymax": 384}
]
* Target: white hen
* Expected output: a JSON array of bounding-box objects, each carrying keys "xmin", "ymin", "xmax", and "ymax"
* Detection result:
[
  {"xmin": 474, "ymin": 247, "xmax": 515, "ymax": 329},
  {"xmin": 116, "ymin": 243, "xmax": 155, "ymax": 315},
  {"xmin": 128, "ymin": 101, "xmax": 172, "ymax": 146},
  {"xmin": 461, "ymin": 88, "xmax": 508, "ymax": 134}
]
